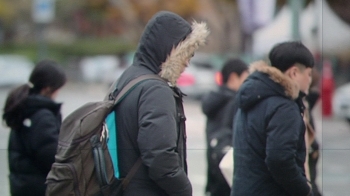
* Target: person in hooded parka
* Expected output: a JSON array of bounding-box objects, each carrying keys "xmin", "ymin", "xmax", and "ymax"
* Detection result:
[{"xmin": 112, "ymin": 11, "xmax": 209, "ymax": 196}]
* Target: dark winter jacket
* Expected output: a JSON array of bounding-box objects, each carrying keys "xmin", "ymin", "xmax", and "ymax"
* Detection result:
[
  {"xmin": 7, "ymin": 95, "xmax": 61, "ymax": 196},
  {"xmin": 231, "ymin": 61, "xmax": 312, "ymax": 196},
  {"xmin": 112, "ymin": 11, "xmax": 209, "ymax": 196},
  {"xmin": 202, "ymin": 85, "xmax": 237, "ymax": 145}
]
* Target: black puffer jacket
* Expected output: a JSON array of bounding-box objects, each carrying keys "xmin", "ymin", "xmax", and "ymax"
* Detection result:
[
  {"xmin": 202, "ymin": 86, "xmax": 237, "ymax": 143},
  {"xmin": 232, "ymin": 61, "xmax": 311, "ymax": 196},
  {"xmin": 8, "ymin": 95, "xmax": 61, "ymax": 196},
  {"xmin": 113, "ymin": 11, "xmax": 209, "ymax": 196}
]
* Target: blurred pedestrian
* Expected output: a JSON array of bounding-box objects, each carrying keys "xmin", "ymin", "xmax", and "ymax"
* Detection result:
[
  {"xmin": 2, "ymin": 59, "xmax": 66, "ymax": 196},
  {"xmin": 111, "ymin": 11, "xmax": 209, "ymax": 196},
  {"xmin": 231, "ymin": 41, "xmax": 314, "ymax": 196},
  {"xmin": 303, "ymin": 89, "xmax": 315, "ymax": 183},
  {"xmin": 307, "ymin": 69, "xmax": 322, "ymax": 196},
  {"xmin": 202, "ymin": 58, "xmax": 249, "ymax": 196}
]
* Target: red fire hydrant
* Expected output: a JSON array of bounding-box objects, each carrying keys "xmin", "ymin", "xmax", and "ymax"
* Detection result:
[{"xmin": 321, "ymin": 60, "xmax": 334, "ymax": 117}]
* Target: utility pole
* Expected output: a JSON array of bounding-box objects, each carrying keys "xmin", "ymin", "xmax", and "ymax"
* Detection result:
[
  {"xmin": 32, "ymin": 0, "xmax": 55, "ymax": 60},
  {"xmin": 288, "ymin": 0, "xmax": 305, "ymax": 40}
]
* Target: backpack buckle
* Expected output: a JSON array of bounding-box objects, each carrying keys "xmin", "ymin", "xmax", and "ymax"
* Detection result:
[
  {"xmin": 108, "ymin": 88, "xmax": 118, "ymax": 101},
  {"xmin": 100, "ymin": 123, "xmax": 109, "ymax": 142}
]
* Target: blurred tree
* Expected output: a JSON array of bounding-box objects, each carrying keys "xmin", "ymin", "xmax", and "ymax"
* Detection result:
[
  {"xmin": 195, "ymin": 0, "xmax": 241, "ymax": 53},
  {"xmin": 3, "ymin": 0, "xmax": 325, "ymax": 56},
  {"xmin": 0, "ymin": 0, "xmax": 16, "ymax": 24},
  {"xmin": 55, "ymin": 0, "xmax": 84, "ymax": 33},
  {"xmin": 110, "ymin": 0, "xmax": 199, "ymax": 43},
  {"xmin": 0, "ymin": 0, "xmax": 32, "ymax": 42},
  {"xmin": 109, "ymin": 0, "xmax": 144, "ymax": 42},
  {"xmin": 0, "ymin": 0, "xmax": 15, "ymax": 41},
  {"xmin": 160, "ymin": 0, "xmax": 199, "ymax": 19}
]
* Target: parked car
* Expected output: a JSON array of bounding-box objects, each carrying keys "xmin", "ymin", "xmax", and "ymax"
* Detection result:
[
  {"xmin": 177, "ymin": 53, "xmax": 223, "ymax": 99},
  {"xmin": 80, "ymin": 55, "xmax": 120, "ymax": 83},
  {"xmin": 333, "ymin": 82, "xmax": 350, "ymax": 123},
  {"xmin": 104, "ymin": 52, "xmax": 134, "ymax": 87},
  {"xmin": 79, "ymin": 53, "xmax": 135, "ymax": 88},
  {"xmin": 79, "ymin": 52, "xmax": 223, "ymax": 99},
  {"xmin": 0, "ymin": 55, "xmax": 34, "ymax": 87}
]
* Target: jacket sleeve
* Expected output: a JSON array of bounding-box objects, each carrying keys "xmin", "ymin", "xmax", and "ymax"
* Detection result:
[
  {"xmin": 137, "ymin": 83, "xmax": 192, "ymax": 196},
  {"xmin": 29, "ymin": 109, "xmax": 59, "ymax": 173},
  {"xmin": 265, "ymin": 103, "xmax": 311, "ymax": 196}
]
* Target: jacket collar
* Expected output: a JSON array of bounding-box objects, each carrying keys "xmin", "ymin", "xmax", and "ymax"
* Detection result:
[{"xmin": 249, "ymin": 61, "xmax": 300, "ymax": 100}]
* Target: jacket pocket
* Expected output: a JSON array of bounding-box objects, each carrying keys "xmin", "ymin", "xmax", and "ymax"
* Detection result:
[{"xmin": 46, "ymin": 163, "xmax": 81, "ymax": 196}]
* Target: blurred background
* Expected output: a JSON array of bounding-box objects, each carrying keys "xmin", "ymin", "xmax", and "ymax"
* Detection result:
[{"xmin": 0, "ymin": 0, "xmax": 350, "ymax": 195}]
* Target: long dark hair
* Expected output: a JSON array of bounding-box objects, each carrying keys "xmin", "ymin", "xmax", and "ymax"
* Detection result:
[{"xmin": 2, "ymin": 59, "xmax": 66, "ymax": 129}]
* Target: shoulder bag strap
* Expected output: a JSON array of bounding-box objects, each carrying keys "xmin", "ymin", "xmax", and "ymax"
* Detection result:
[
  {"xmin": 121, "ymin": 157, "xmax": 142, "ymax": 190},
  {"xmin": 111, "ymin": 74, "xmax": 164, "ymax": 105},
  {"xmin": 110, "ymin": 74, "xmax": 165, "ymax": 189}
]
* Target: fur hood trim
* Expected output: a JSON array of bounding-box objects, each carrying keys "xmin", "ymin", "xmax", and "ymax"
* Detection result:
[
  {"xmin": 249, "ymin": 61, "xmax": 300, "ymax": 99},
  {"xmin": 159, "ymin": 21, "xmax": 210, "ymax": 86}
]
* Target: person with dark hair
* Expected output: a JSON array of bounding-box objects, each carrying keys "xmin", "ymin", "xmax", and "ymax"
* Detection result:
[
  {"xmin": 231, "ymin": 41, "xmax": 314, "ymax": 196},
  {"xmin": 2, "ymin": 59, "xmax": 66, "ymax": 196},
  {"xmin": 111, "ymin": 11, "xmax": 209, "ymax": 195},
  {"xmin": 307, "ymin": 68, "xmax": 322, "ymax": 196},
  {"xmin": 202, "ymin": 58, "xmax": 249, "ymax": 196}
]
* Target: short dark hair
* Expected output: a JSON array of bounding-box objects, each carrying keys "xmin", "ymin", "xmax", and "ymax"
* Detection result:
[
  {"xmin": 269, "ymin": 41, "xmax": 314, "ymax": 72},
  {"xmin": 221, "ymin": 58, "xmax": 248, "ymax": 84}
]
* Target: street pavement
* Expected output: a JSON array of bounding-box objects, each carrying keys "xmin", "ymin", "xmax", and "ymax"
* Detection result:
[{"xmin": 0, "ymin": 82, "xmax": 349, "ymax": 195}]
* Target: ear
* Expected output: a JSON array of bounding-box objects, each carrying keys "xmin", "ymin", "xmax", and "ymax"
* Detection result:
[{"xmin": 285, "ymin": 65, "xmax": 298, "ymax": 79}]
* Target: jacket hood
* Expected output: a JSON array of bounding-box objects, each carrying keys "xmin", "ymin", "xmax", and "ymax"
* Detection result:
[
  {"xmin": 133, "ymin": 11, "xmax": 209, "ymax": 86},
  {"xmin": 237, "ymin": 61, "xmax": 300, "ymax": 110},
  {"xmin": 202, "ymin": 86, "xmax": 236, "ymax": 116},
  {"xmin": 23, "ymin": 95, "xmax": 61, "ymax": 117}
]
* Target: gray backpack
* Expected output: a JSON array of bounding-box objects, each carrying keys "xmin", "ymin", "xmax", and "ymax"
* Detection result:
[{"xmin": 46, "ymin": 75, "xmax": 161, "ymax": 196}]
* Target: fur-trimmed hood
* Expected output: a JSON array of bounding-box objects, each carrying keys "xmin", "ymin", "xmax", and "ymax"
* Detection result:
[
  {"xmin": 236, "ymin": 61, "xmax": 300, "ymax": 110},
  {"xmin": 132, "ymin": 11, "xmax": 209, "ymax": 86},
  {"xmin": 249, "ymin": 61, "xmax": 299, "ymax": 99}
]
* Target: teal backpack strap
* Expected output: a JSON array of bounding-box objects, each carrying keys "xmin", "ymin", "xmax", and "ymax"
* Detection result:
[{"xmin": 105, "ymin": 74, "xmax": 164, "ymax": 180}]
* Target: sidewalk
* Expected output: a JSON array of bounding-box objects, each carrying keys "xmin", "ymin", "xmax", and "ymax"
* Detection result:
[{"xmin": 312, "ymin": 101, "xmax": 350, "ymax": 196}]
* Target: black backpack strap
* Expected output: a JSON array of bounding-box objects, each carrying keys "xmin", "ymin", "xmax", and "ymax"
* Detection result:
[
  {"xmin": 110, "ymin": 74, "xmax": 164, "ymax": 105},
  {"xmin": 121, "ymin": 157, "xmax": 142, "ymax": 190}
]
